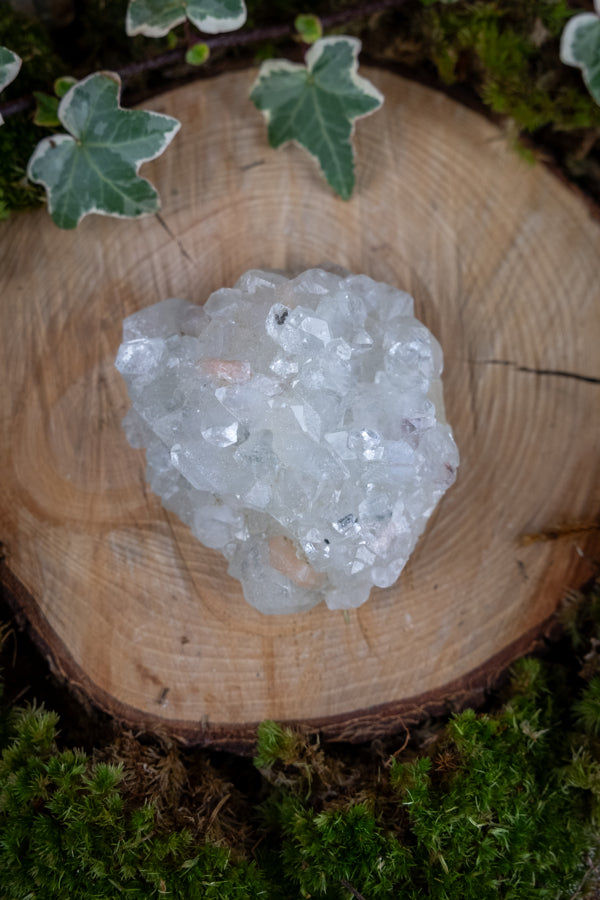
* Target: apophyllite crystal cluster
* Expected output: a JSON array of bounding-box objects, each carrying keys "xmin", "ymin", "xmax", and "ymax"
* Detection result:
[{"xmin": 116, "ymin": 268, "xmax": 458, "ymax": 614}]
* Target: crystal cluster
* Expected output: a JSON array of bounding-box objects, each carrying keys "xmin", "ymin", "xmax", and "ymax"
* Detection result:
[{"xmin": 116, "ymin": 268, "xmax": 458, "ymax": 614}]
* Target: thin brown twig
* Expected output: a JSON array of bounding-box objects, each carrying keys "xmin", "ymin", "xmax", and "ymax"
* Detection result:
[
  {"xmin": 341, "ymin": 879, "xmax": 369, "ymax": 900},
  {"xmin": 569, "ymin": 858, "xmax": 600, "ymax": 900},
  {"xmin": 0, "ymin": 0, "xmax": 409, "ymax": 120},
  {"xmin": 386, "ymin": 718, "xmax": 411, "ymax": 763},
  {"xmin": 206, "ymin": 793, "xmax": 230, "ymax": 829}
]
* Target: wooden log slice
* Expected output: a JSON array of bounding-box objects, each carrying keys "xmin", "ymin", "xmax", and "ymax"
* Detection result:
[{"xmin": 1, "ymin": 69, "xmax": 599, "ymax": 751}]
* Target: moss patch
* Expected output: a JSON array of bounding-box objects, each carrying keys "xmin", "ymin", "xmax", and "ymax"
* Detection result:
[{"xmin": 2, "ymin": 582, "xmax": 600, "ymax": 898}]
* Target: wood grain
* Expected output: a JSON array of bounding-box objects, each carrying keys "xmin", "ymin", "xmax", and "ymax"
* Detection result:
[{"xmin": 1, "ymin": 69, "xmax": 599, "ymax": 749}]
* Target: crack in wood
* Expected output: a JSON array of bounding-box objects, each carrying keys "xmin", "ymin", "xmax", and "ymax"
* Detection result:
[
  {"xmin": 155, "ymin": 212, "xmax": 193, "ymax": 263},
  {"xmin": 520, "ymin": 521, "xmax": 599, "ymax": 546},
  {"xmin": 471, "ymin": 359, "xmax": 600, "ymax": 385},
  {"xmin": 239, "ymin": 159, "xmax": 265, "ymax": 172}
]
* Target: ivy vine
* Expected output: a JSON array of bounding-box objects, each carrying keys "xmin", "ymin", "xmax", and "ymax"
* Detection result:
[{"xmin": 0, "ymin": 1, "xmax": 599, "ymax": 228}]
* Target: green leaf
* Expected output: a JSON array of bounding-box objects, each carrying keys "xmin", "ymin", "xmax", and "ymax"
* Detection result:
[
  {"xmin": 560, "ymin": 6, "xmax": 600, "ymax": 105},
  {"xmin": 295, "ymin": 14, "xmax": 322, "ymax": 45},
  {"xmin": 0, "ymin": 46, "xmax": 22, "ymax": 125},
  {"xmin": 126, "ymin": 0, "xmax": 246, "ymax": 38},
  {"xmin": 250, "ymin": 36, "xmax": 383, "ymax": 200},
  {"xmin": 27, "ymin": 71, "xmax": 180, "ymax": 229},
  {"xmin": 54, "ymin": 75, "xmax": 77, "ymax": 98},
  {"xmin": 185, "ymin": 42, "xmax": 210, "ymax": 65},
  {"xmin": 33, "ymin": 91, "xmax": 60, "ymax": 127}
]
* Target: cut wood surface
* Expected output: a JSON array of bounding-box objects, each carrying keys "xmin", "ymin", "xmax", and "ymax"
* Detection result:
[{"xmin": 1, "ymin": 69, "xmax": 599, "ymax": 750}]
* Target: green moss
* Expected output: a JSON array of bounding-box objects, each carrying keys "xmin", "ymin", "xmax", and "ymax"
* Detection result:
[
  {"xmin": 0, "ymin": 116, "xmax": 46, "ymax": 218},
  {"xmin": 0, "ymin": 6, "xmax": 62, "ymax": 93},
  {"xmin": 390, "ymin": 705, "xmax": 589, "ymax": 898},
  {"xmin": 254, "ymin": 720, "xmax": 302, "ymax": 769},
  {"xmin": 0, "ymin": 704, "xmax": 269, "ymax": 898},
  {"xmin": 274, "ymin": 797, "xmax": 411, "ymax": 899},
  {"xmin": 252, "ymin": 630, "xmax": 600, "ymax": 899},
  {"xmin": 420, "ymin": 0, "xmax": 600, "ymax": 134},
  {"xmin": 574, "ymin": 677, "xmax": 600, "ymax": 737},
  {"xmin": 0, "ymin": 5, "xmax": 63, "ymax": 216},
  {"xmin": 3, "ymin": 586, "xmax": 600, "ymax": 897}
]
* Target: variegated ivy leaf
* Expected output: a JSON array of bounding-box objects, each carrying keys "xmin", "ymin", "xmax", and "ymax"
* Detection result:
[
  {"xmin": 560, "ymin": 2, "xmax": 600, "ymax": 105},
  {"xmin": 250, "ymin": 37, "xmax": 383, "ymax": 201},
  {"xmin": 27, "ymin": 71, "xmax": 180, "ymax": 229},
  {"xmin": 126, "ymin": 0, "xmax": 246, "ymax": 38},
  {"xmin": 0, "ymin": 47, "xmax": 22, "ymax": 125}
]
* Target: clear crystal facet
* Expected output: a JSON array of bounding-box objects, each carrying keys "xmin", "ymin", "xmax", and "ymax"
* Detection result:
[{"xmin": 116, "ymin": 268, "xmax": 459, "ymax": 614}]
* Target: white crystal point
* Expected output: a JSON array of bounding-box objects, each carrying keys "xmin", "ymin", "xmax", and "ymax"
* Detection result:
[{"xmin": 116, "ymin": 269, "xmax": 459, "ymax": 614}]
